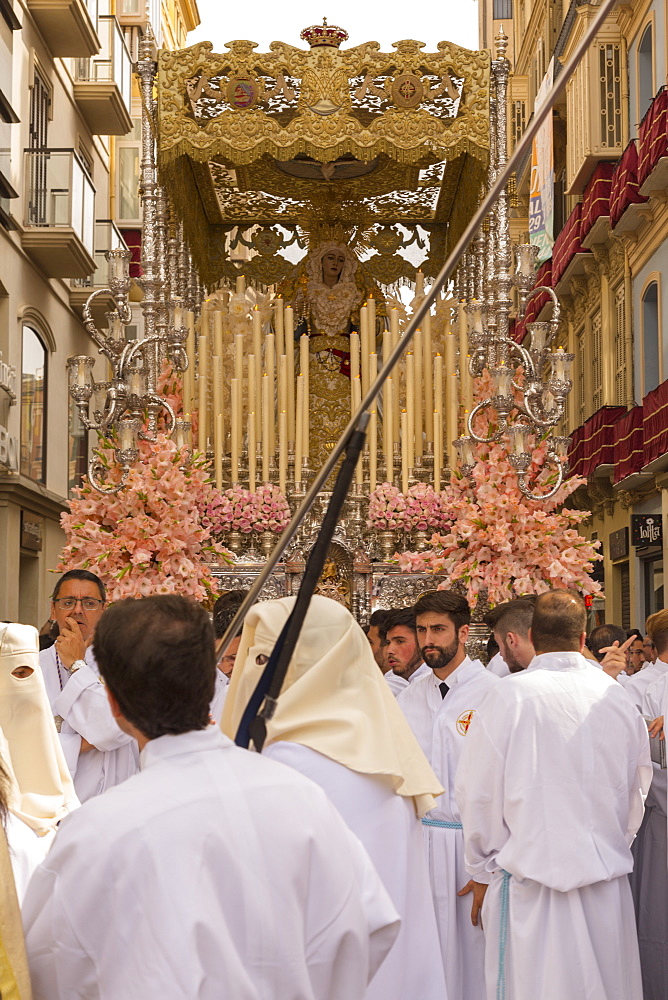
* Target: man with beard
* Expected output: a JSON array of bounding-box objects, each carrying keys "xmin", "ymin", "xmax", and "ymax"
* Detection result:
[
  {"xmin": 397, "ymin": 590, "xmax": 498, "ymax": 1000},
  {"xmin": 366, "ymin": 609, "xmax": 391, "ymax": 673},
  {"xmin": 381, "ymin": 607, "xmax": 431, "ymax": 695},
  {"xmin": 39, "ymin": 569, "xmax": 138, "ymax": 801}
]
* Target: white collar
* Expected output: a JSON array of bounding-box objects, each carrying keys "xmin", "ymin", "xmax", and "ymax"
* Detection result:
[
  {"xmin": 140, "ymin": 728, "xmax": 234, "ymax": 770},
  {"xmin": 428, "ymin": 655, "xmax": 475, "ymax": 689},
  {"xmin": 527, "ymin": 650, "xmax": 590, "ymax": 672}
]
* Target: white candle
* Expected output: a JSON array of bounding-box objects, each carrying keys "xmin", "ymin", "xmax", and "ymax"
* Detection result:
[
  {"xmin": 367, "ymin": 294, "xmax": 376, "ymax": 344},
  {"xmin": 458, "ymin": 302, "xmax": 472, "ymax": 412},
  {"xmin": 236, "ymin": 274, "xmax": 245, "ymax": 295},
  {"xmin": 369, "ymin": 408, "xmax": 377, "ymax": 493},
  {"xmin": 278, "ymin": 354, "xmax": 287, "ymax": 418},
  {"xmin": 368, "ymin": 351, "xmax": 377, "ymax": 396},
  {"xmin": 197, "ymin": 334, "xmax": 208, "ymax": 453},
  {"xmin": 433, "ymin": 410, "xmax": 441, "ymax": 492},
  {"xmin": 299, "ymin": 335, "xmax": 309, "ymax": 457},
  {"xmin": 434, "ymin": 353, "xmax": 444, "ymax": 419},
  {"xmin": 383, "ymin": 377, "xmax": 393, "ymax": 478},
  {"xmin": 253, "ymin": 306, "xmax": 262, "ymax": 436},
  {"xmin": 401, "ymin": 410, "xmax": 409, "ymax": 494},
  {"xmin": 349, "ymin": 332, "xmax": 360, "ymax": 382},
  {"xmin": 352, "ymin": 376, "xmax": 363, "ymax": 487},
  {"xmin": 423, "ymin": 310, "xmax": 433, "ymax": 443},
  {"xmin": 406, "ymin": 352, "xmax": 415, "ymax": 471},
  {"xmin": 390, "ymin": 307, "xmax": 399, "ymax": 341},
  {"xmin": 248, "ymin": 412, "xmax": 256, "ymax": 492},
  {"xmin": 413, "ymin": 331, "xmax": 423, "ymax": 459},
  {"xmin": 295, "ymin": 375, "xmax": 304, "ymax": 486},
  {"xmin": 274, "ymin": 297, "xmax": 284, "ymax": 358},
  {"xmin": 262, "ymin": 374, "xmax": 270, "ymax": 482},
  {"xmin": 416, "ymin": 269, "xmax": 424, "ymax": 297},
  {"xmin": 360, "ymin": 306, "xmax": 369, "ymax": 395},
  {"xmin": 230, "ymin": 379, "xmax": 240, "ymax": 483},
  {"xmin": 445, "ymin": 329, "xmax": 457, "ymax": 432},
  {"xmin": 265, "ymin": 333, "xmax": 276, "ymax": 453},
  {"xmin": 213, "ymin": 310, "xmax": 223, "ymax": 362},
  {"xmin": 185, "ymin": 312, "xmax": 196, "ymax": 414},
  {"xmin": 285, "ymin": 306, "xmax": 295, "ymax": 442},
  {"xmin": 215, "ymin": 414, "xmax": 223, "ymax": 489},
  {"xmin": 213, "ymin": 354, "xmax": 223, "ymax": 453},
  {"xmin": 247, "ymin": 354, "xmax": 256, "ymax": 434},
  {"xmin": 279, "ymin": 410, "xmax": 287, "ymax": 494}
]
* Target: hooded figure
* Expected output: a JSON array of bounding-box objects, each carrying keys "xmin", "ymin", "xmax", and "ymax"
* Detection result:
[
  {"xmin": 0, "ymin": 623, "xmax": 78, "ymax": 901},
  {"xmin": 223, "ymin": 595, "xmax": 448, "ymax": 1000}
]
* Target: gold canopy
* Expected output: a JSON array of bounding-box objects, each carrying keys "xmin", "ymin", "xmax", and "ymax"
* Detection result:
[{"xmin": 156, "ymin": 33, "xmax": 491, "ymax": 288}]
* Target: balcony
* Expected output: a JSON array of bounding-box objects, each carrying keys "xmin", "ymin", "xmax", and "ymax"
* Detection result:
[
  {"xmin": 70, "ymin": 220, "xmax": 128, "ymax": 319},
  {"xmin": 26, "ymin": 0, "xmax": 100, "ymax": 57},
  {"xmin": 21, "ymin": 149, "xmax": 95, "ymax": 278},
  {"xmin": 73, "ymin": 16, "xmax": 132, "ymax": 135}
]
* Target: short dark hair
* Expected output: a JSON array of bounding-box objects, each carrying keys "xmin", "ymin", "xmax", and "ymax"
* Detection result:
[
  {"xmin": 484, "ymin": 595, "xmax": 536, "ymax": 639},
  {"xmin": 213, "ymin": 589, "xmax": 248, "ymax": 640},
  {"xmin": 93, "ymin": 596, "xmax": 215, "ymax": 741},
  {"xmin": 52, "ymin": 569, "xmax": 106, "ymax": 602},
  {"xmin": 369, "ymin": 609, "xmax": 390, "ymax": 629},
  {"xmin": 589, "ymin": 624, "xmax": 627, "ymax": 661},
  {"xmin": 381, "ymin": 607, "xmax": 416, "ymax": 640},
  {"xmin": 531, "ymin": 590, "xmax": 586, "ymax": 653},
  {"xmin": 413, "ymin": 590, "xmax": 470, "ymax": 631}
]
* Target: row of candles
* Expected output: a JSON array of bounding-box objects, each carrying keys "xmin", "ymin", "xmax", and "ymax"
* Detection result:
[{"xmin": 177, "ymin": 281, "xmax": 478, "ymax": 494}]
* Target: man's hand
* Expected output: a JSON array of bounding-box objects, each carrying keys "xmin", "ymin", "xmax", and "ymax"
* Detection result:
[
  {"xmin": 55, "ymin": 617, "xmax": 87, "ymax": 669},
  {"xmin": 80, "ymin": 739, "xmax": 95, "ymax": 753},
  {"xmin": 457, "ymin": 879, "xmax": 488, "ymax": 927},
  {"xmin": 600, "ymin": 635, "xmax": 635, "ymax": 678},
  {"xmin": 648, "ymin": 716, "xmax": 664, "ymax": 740}
]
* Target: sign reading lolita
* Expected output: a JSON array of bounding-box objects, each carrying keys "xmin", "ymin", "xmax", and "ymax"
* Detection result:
[{"xmin": 631, "ymin": 514, "xmax": 663, "ymax": 548}]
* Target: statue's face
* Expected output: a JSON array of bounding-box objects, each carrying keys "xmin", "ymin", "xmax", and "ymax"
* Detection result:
[{"xmin": 322, "ymin": 251, "xmax": 346, "ymax": 282}]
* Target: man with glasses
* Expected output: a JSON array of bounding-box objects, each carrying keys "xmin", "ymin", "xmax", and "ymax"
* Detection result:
[{"xmin": 39, "ymin": 570, "xmax": 138, "ymax": 801}]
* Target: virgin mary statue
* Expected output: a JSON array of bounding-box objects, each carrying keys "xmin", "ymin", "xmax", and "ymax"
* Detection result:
[{"xmin": 280, "ymin": 241, "xmax": 386, "ymax": 469}]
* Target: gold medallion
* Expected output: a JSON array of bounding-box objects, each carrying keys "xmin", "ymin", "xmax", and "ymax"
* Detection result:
[
  {"xmin": 391, "ymin": 73, "xmax": 425, "ymax": 109},
  {"xmin": 226, "ymin": 78, "xmax": 260, "ymax": 110}
]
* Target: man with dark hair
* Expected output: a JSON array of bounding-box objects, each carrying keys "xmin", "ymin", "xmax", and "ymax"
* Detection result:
[
  {"xmin": 484, "ymin": 596, "xmax": 536, "ymax": 675},
  {"xmin": 397, "ymin": 589, "xmax": 498, "ymax": 1000},
  {"xmin": 39, "ymin": 569, "xmax": 138, "ymax": 801},
  {"xmin": 381, "ymin": 607, "xmax": 430, "ymax": 695},
  {"xmin": 23, "ymin": 595, "xmax": 401, "ymax": 1000},
  {"xmin": 589, "ymin": 623, "xmax": 627, "ymax": 661},
  {"xmin": 211, "ymin": 589, "xmax": 248, "ymax": 722},
  {"xmin": 627, "ymin": 635, "xmax": 646, "ymax": 676},
  {"xmin": 367, "ymin": 609, "xmax": 391, "ymax": 673},
  {"xmin": 456, "ymin": 589, "xmax": 651, "ymax": 1000}
]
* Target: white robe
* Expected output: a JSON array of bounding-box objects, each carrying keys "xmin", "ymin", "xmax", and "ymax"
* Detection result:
[
  {"xmin": 486, "ymin": 651, "xmax": 510, "ymax": 677},
  {"xmin": 209, "ymin": 670, "xmax": 228, "ymax": 725},
  {"xmin": 455, "ymin": 651, "xmax": 652, "ymax": 1000},
  {"xmin": 623, "ymin": 657, "xmax": 668, "ymax": 712},
  {"xmin": 22, "ymin": 728, "xmax": 400, "ymax": 1000},
  {"xmin": 384, "ymin": 660, "xmax": 431, "ymax": 696},
  {"xmin": 263, "ymin": 741, "xmax": 447, "ymax": 1000},
  {"xmin": 5, "ymin": 813, "xmax": 50, "ymax": 903},
  {"xmin": 397, "ymin": 657, "xmax": 498, "ymax": 1000},
  {"xmin": 39, "ymin": 646, "xmax": 139, "ymax": 801},
  {"xmin": 628, "ymin": 666, "xmax": 668, "ymax": 1000}
]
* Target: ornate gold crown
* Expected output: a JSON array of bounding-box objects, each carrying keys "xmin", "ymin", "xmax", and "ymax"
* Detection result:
[{"xmin": 300, "ymin": 18, "xmax": 349, "ymax": 49}]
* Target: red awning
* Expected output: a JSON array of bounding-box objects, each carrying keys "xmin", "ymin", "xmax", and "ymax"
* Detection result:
[
  {"xmin": 613, "ymin": 405, "xmax": 644, "ymax": 483},
  {"xmin": 610, "ymin": 141, "xmax": 647, "ymax": 228},
  {"xmin": 637, "ymin": 86, "xmax": 668, "ymax": 189},
  {"xmin": 580, "ymin": 161, "xmax": 615, "ymax": 238}
]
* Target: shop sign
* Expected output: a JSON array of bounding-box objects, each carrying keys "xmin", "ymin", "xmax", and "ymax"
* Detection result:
[
  {"xmin": 0, "ymin": 350, "xmax": 17, "ymax": 401},
  {"xmin": 0, "ymin": 423, "xmax": 18, "ymax": 471},
  {"xmin": 20, "ymin": 511, "xmax": 42, "ymax": 551},
  {"xmin": 609, "ymin": 526, "xmax": 629, "ymax": 561},
  {"xmin": 631, "ymin": 514, "xmax": 663, "ymax": 548}
]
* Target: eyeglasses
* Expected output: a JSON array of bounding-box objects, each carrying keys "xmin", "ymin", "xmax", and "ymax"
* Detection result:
[{"xmin": 53, "ymin": 597, "xmax": 105, "ymax": 611}]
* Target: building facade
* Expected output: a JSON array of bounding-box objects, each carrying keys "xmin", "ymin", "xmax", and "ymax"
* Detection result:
[
  {"xmin": 0, "ymin": 0, "xmax": 198, "ymax": 625},
  {"xmin": 480, "ymin": 0, "xmax": 668, "ymax": 630}
]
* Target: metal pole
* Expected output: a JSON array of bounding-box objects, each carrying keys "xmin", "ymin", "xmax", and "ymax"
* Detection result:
[{"xmin": 216, "ymin": 0, "xmax": 618, "ymax": 663}]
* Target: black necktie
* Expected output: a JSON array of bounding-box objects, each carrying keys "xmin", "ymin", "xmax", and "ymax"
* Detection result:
[{"xmin": 439, "ymin": 682, "xmax": 449, "ymax": 699}]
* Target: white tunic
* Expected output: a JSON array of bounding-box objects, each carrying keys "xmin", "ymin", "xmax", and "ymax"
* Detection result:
[
  {"xmin": 5, "ymin": 813, "xmax": 50, "ymax": 903},
  {"xmin": 397, "ymin": 657, "xmax": 498, "ymax": 1000},
  {"xmin": 23, "ymin": 728, "xmax": 400, "ymax": 1000},
  {"xmin": 384, "ymin": 661, "xmax": 431, "ymax": 696},
  {"xmin": 39, "ymin": 646, "xmax": 139, "ymax": 801},
  {"xmin": 263, "ymin": 741, "xmax": 447, "ymax": 1000},
  {"xmin": 486, "ymin": 651, "xmax": 510, "ymax": 677},
  {"xmin": 209, "ymin": 670, "xmax": 228, "ymax": 725},
  {"xmin": 456, "ymin": 651, "xmax": 652, "ymax": 1000},
  {"xmin": 623, "ymin": 657, "xmax": 668, "ymax": 712}
]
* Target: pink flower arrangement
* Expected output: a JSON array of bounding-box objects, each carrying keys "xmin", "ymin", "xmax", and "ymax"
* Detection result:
[
  {"xmin": 367, "ymin": 483, "xmax": 409, "ymax": 530},
  {"xmin": 396, "ymin": 430, "xmax": 602, "ymax": 605},
  {"xmin": 58, "ymin": 432, "xmax": 231, "ymax": 602},
  {"xmin": 403, "ymin": 483, "xmax": 446, "ymax": 531},
  {"xmin": 216, "ymin": 486, "xmax": 258, "ymax": 534},
  {"xmin": 252, "ymin": 484, "xmax": 291, "ymax": 533}
]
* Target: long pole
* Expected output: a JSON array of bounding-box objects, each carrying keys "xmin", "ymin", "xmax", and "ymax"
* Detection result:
[{"xmin": 216, "ymin": 0, "xmax": 618, "ymax": 664}]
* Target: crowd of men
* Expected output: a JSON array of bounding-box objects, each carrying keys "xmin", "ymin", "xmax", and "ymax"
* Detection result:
[{"xmin": 0, "ymin": 567, "xmax": 665, "ymax": 1000}]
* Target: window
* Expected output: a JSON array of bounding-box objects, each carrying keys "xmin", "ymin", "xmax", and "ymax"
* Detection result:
[
  {"xmin": 116, "ymin": 117, "xmax": 141, "ymax": 223},
  {"xmin": 643, "ymin": 555, "xmax": 664, "ymax": 619},
  {"xmin": 638, "ymin": 23, "xmax": 654, "ymax": 123},
  {"xmin": 21, "ymin": 326, "xmax": 47, "ymax": 481},
  {"xmin": 68, "ymin": 397, "xmax": 88, "ymax": 494},
  {"xmin": 591, "ymin": 311, "xmax": 603, "ymax": 412},
  {"xmin": 613, "ymin": 284, "xmax": 627, "ymax": 405},
  {"xmin": 642, "ymin": 281, "xmax": 660, "ymax": 396},
  {"xmin": 576, "ymin": 323, "xmax": 586, "ymax": 424},
  {"xmin": 493, "ymin": 0, "xmax": 512, "ymax": 18}
]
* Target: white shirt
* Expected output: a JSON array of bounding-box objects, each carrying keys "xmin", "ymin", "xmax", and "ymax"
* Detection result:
[
  {"xmin": 23, "ymin": 728, "xmax": 400, "ymax": 1000},
  {"xmin": 456, "ymin": 651, "xmax": 652, "ymax": 890},
  {"xmin": 384, "ymin": 661, "xmax": 430, "ymax": 696},
  {"xmin": 398, "ymin": 656, "xmax": 498, "ymax": 822},
  {"xmin": 486, "ymin": 651, "xmax": 510, "ymax": 677},
  {"xmin": 39, "ymin": 646, "xmax": 139, "ymax": 801},
  {"xmin": 623, "ymin": 658, "xmax": 668, "ymax": 713},
  {"xmin": 209, "ymin": 670, "xmax": 228, "ymax": 725}
]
